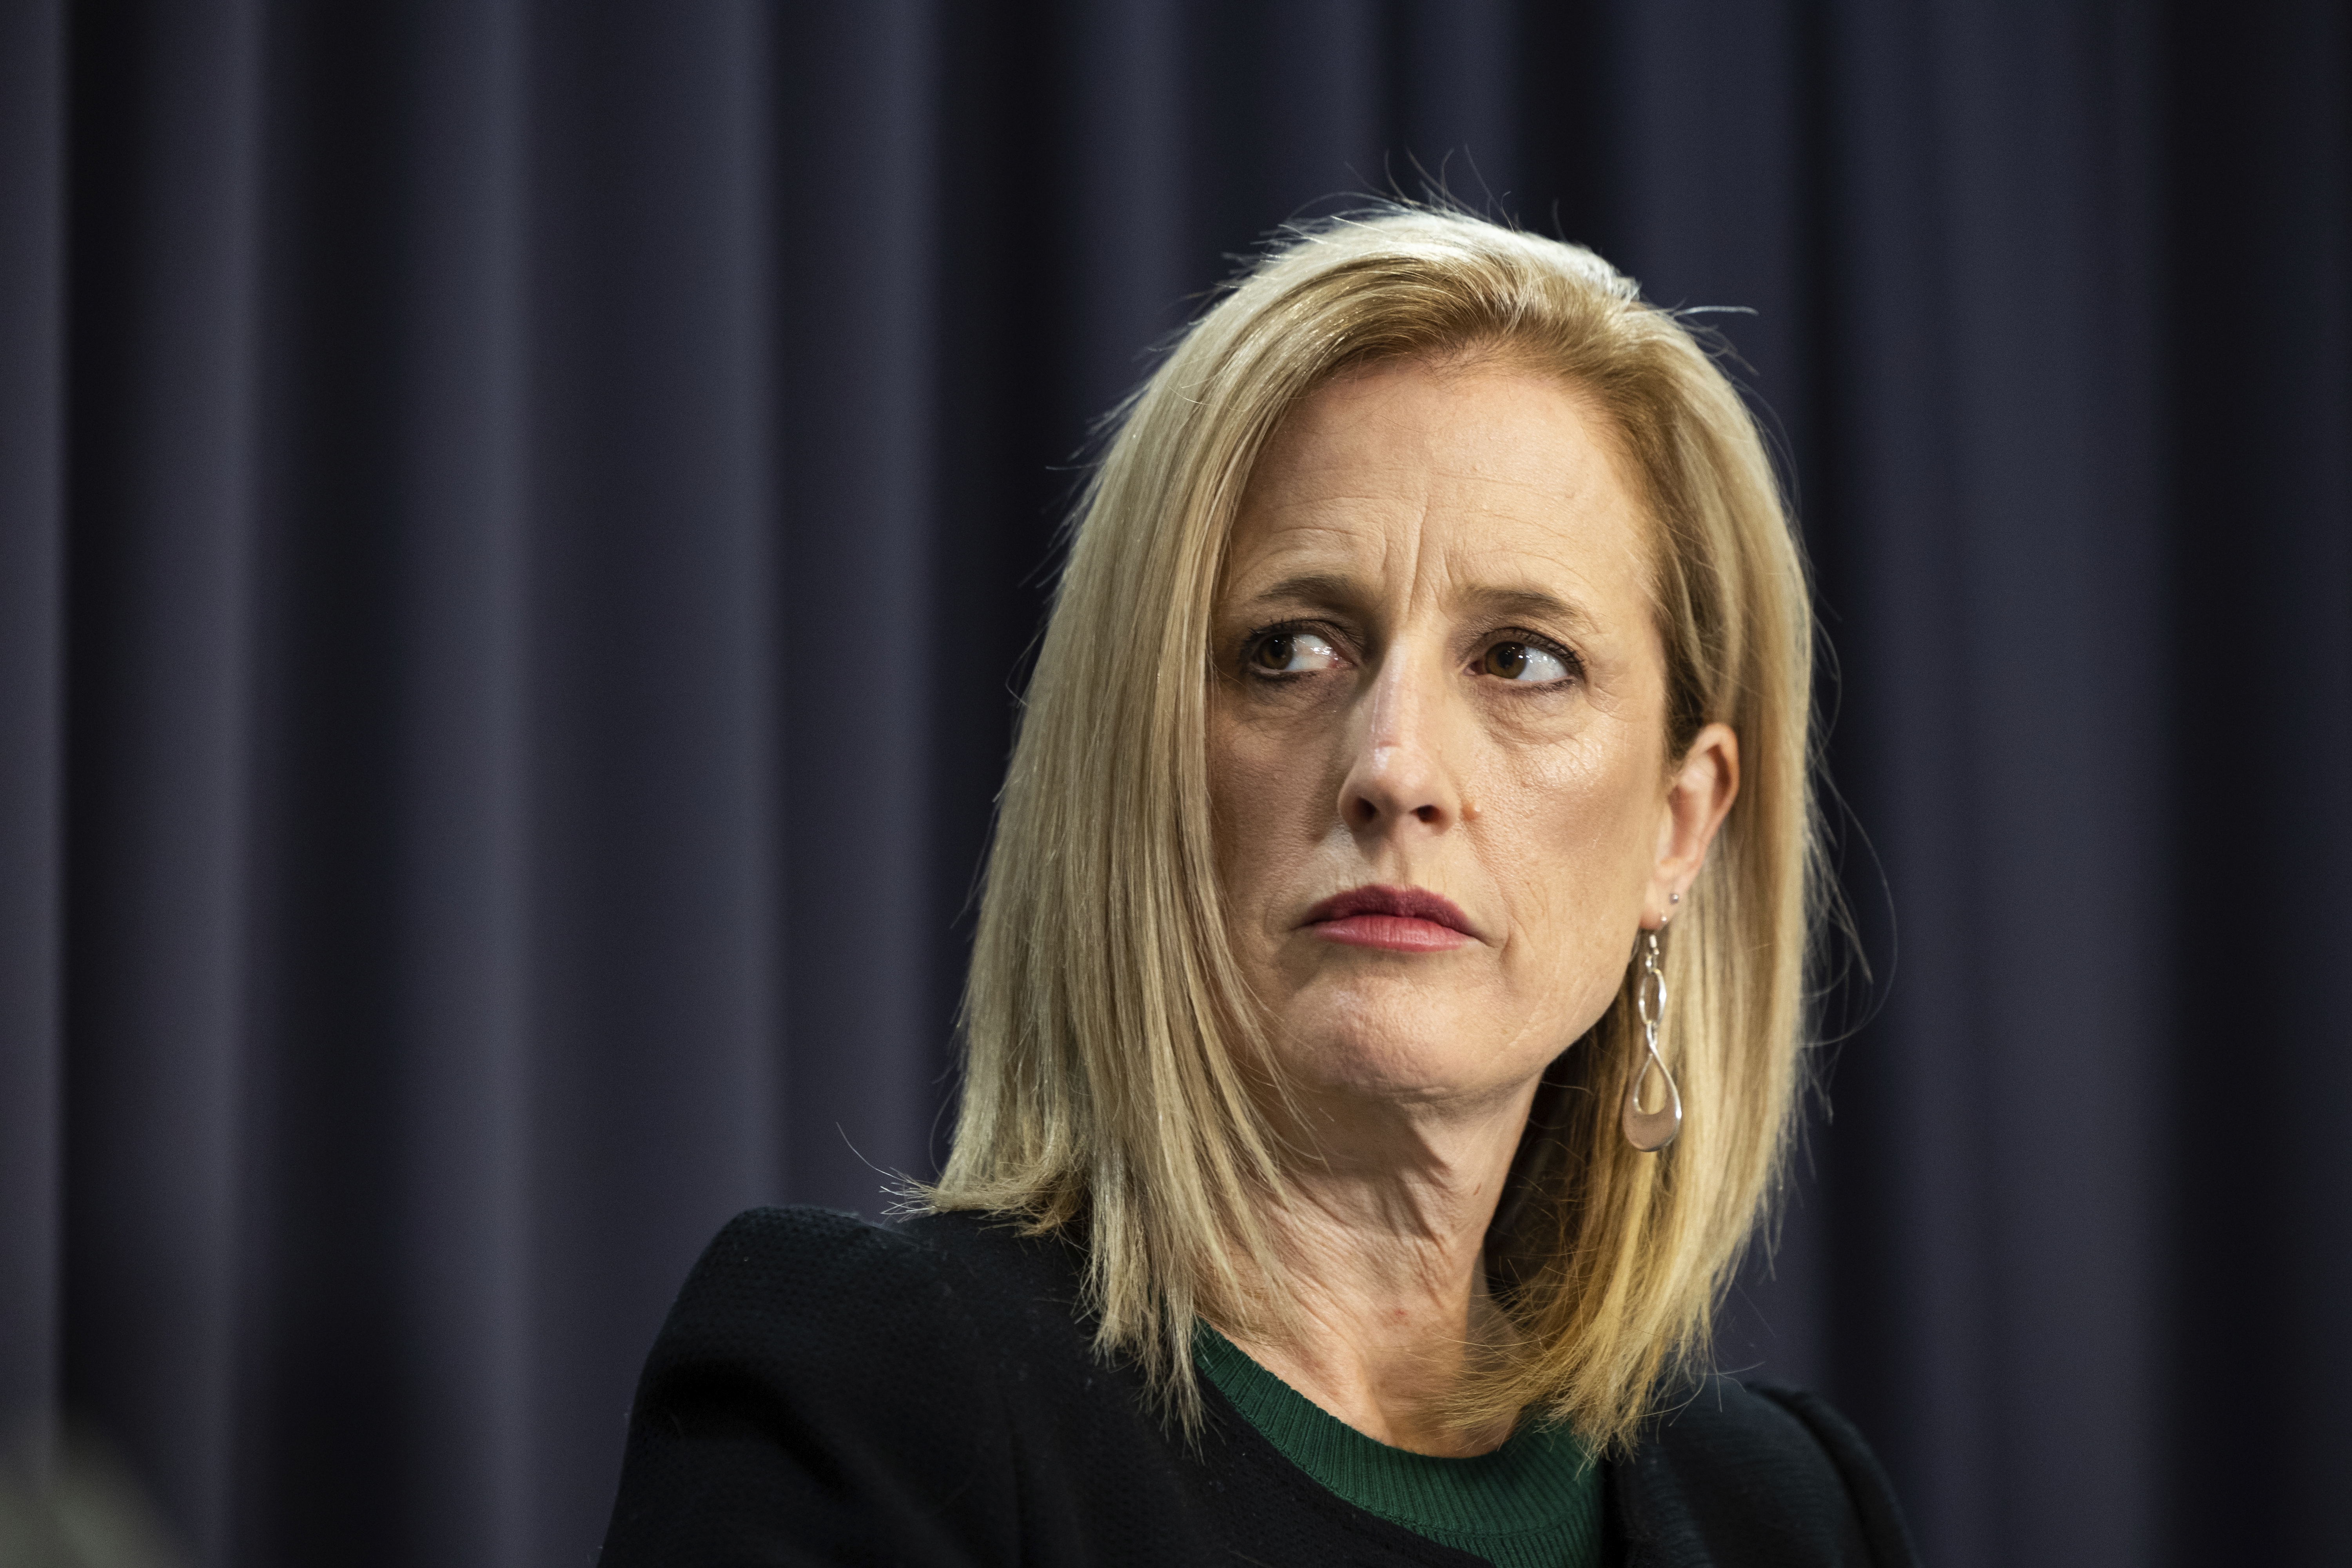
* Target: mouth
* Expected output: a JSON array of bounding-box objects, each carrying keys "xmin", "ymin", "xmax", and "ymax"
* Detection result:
[{"xmin": 1299, "ymin": 884, "xmax": 1478, "ymax": 953}]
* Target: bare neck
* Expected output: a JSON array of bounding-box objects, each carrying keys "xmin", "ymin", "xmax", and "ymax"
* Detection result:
[{"xmin": 1219, "ymin": 1081, "xmax": 1539, "ymax": 1457}]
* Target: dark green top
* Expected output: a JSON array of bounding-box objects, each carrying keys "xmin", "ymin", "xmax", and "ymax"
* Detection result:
[{"xmin": 1194, "ymin": 1325, "xmax": 1601, "ymax": 1568}]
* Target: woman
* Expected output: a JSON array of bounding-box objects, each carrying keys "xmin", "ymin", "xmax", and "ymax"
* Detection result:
[{"xmin": 600, "ymin": 207, "xmax": 1916, "ymax": 1566}]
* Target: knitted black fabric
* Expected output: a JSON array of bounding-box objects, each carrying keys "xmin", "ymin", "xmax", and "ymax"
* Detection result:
[{"xmin": 598, "ymin": 1207, "xmax": 1921, "ymax": 1568}]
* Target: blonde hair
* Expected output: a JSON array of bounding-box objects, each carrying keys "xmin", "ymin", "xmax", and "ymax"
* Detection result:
[{"xmin": 928, "ymin": 206, "xmax": 1822, "ymax": 1451}]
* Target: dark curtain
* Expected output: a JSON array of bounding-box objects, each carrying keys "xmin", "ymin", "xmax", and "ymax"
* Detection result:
[{"xmin": 2, "ymin": 3, "xmax": 2344, "ymax": 1566}]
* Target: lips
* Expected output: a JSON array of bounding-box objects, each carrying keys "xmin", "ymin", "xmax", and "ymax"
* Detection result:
[{"xmin": 1300, "ymin": 884, "xmax": 1477, "ymax": 953}]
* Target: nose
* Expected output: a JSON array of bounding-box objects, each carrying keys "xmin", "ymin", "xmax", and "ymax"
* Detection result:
[{"xmin": 1336, "ymin": 649, "xmax": 1463, "ymax": 837}]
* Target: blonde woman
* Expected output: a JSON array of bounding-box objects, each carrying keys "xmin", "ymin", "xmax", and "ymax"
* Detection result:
[{"xmin": 601, "ymin": 208, "xmax": 1916, "ymax": 1568}]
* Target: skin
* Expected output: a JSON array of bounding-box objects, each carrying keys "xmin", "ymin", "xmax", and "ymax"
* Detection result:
[{"xmin": 1205, "ymin": 354, "xmax": 1739, "ymax": 1456}]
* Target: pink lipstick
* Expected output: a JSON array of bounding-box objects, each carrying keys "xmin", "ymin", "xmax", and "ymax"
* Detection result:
[{"xmin": 1300, "ymin": 884, "xmax": 1477, "ymax": 953}]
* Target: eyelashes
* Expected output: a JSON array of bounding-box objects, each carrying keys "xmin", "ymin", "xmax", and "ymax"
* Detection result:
[
  {"xmin": 1477, "ymin": 638, "xmax": 1577, "ymax": 684},
  {"xmin": 1236, "ymin": 621, "xmax": 1584, "ymax": 687},
  {"xmin": 1246, "ymin": 627, "xmax": 1343, "ymax": 675}
]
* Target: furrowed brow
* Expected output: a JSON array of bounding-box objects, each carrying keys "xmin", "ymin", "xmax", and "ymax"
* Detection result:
[
  {"xmin": 1241, "ymin": 571, "xmax": 1365, "ymax": 612},
  {"xmin": 1463, "ymin": 585, "xmax": 1601, "ymax": 637}
]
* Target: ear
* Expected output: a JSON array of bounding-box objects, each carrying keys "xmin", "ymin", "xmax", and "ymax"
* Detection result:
[{"xmin": 1645, "ymin": 722, "xmax": 1739, "ymax": 929}]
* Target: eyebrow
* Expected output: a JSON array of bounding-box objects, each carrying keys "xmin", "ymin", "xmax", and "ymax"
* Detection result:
[
  {"xmin": 1240, "ymin": 573, "xmax": 1602, "ymax": 637},
  {"xmin": 1243, "ymin": 572, "xmax": 1362, "ymax": 612},
  {"xmin": 1465, "ymin": 585, "xmax": 1602, "ymax": 637}
]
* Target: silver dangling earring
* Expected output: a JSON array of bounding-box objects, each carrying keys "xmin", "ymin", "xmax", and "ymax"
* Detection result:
[{"xmin": 1622, "ymin": 927, "xmax": 1683, "ymax": 1152}]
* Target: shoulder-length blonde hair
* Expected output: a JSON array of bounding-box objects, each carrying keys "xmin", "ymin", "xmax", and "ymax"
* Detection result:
[{"xmin": 928, "ymin": 205, "xmax": 1822, "ymax": 1452}]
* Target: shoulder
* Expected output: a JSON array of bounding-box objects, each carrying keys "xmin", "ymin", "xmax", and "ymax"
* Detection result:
[
  {"xmin": 632, "ymin": 1204, "xmax": 1088, "ymax": 1424},
  {"xmin": 646, "ymin": 1207, "xmax": 979, "ymax": 1377},
  {"xmin": 657, "ymin": 1203, "xmax": 1060, "ymax": 1326},
  {"xmin": 663, "ymin": 1203, "xmax": 938, "ymax": 1319},
  {"xmin": 603, "ymin": 1206, "xmax": 1087, "ymax": 1566},
  {"xmin": 1611, "ymin": 1375, "xmax": 1920, "ymax": 1568}
]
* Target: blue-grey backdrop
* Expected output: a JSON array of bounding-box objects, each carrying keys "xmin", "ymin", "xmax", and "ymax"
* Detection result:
[{"xmin": 2, "ymin": 3, "xmax": 2344, "ymax": 1565}]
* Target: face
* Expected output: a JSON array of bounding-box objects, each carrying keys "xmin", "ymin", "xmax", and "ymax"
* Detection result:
[{"xmin": 1207, "ymin": 356, "xmax": 1734, "ymax": 1118}]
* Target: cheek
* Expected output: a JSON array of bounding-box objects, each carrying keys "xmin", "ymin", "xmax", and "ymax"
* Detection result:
[
  {"xmin": 1206, "ymin": 705, "xmax": 1327, "ymax": 907},
  {"xmin": 1482, "ymin": 738, "xmax": 1659, "ymax": 979}
]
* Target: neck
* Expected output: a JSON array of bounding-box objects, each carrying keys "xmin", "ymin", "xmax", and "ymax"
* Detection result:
[{"xmin": 1218, "ymin": 1079, "xmax": 1539, "ymax": 1457}]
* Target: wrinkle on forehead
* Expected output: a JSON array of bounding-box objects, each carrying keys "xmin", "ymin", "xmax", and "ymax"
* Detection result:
[{"xmin": 1222, "ymin": 359, "xmax": 1656, "ymax": 634}]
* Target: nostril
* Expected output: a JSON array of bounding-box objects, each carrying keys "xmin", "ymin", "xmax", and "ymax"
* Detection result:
[{"xmin": 1413, "ymin": 804, "xmax": 1439, "ymax": 823}]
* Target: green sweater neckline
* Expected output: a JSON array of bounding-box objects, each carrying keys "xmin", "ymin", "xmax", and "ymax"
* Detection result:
[{"xmin": 1194, "ymin": 1324, "xmax": 1601, "ymax": 1568}]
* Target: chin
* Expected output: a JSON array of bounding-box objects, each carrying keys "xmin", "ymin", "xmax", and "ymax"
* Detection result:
[{"xmin": 1270, "ymin": 984, "xmax": 1537, "ymax": 1106}]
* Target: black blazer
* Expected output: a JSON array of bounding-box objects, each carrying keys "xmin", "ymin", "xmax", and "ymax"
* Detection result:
[{"xmin": 601, "ymin": 1207, "xmax": 1919, "ymax": 1567}]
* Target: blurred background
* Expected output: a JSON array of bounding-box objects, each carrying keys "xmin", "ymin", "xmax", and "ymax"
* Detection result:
[{"xmin": 1, "ymin": 2, "xmax": 2344, "ymax": 1565}]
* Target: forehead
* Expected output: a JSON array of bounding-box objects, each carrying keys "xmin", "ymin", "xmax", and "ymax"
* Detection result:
[{"xmin": 1223, "ymin": 358, "xmax": 1654, "ymax": 608}]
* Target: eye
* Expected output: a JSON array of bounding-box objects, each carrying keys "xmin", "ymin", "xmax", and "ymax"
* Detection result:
[
  {"xmin": 1477, "ymin": 639, "xmax": 1573, "ymax": 683},
  {"xmin": 1247, "ymin": 629, "xmax": 1342, "ymax": 675}
]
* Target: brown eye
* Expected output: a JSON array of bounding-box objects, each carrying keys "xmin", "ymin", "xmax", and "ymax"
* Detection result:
[
  {"xmin": 1478, "ymin": 639, "xmax": 1571, "ymax": 683},
  {"xmin": 1247, "ymin": 630, "xmax": 1340, "ymax": 674}
]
